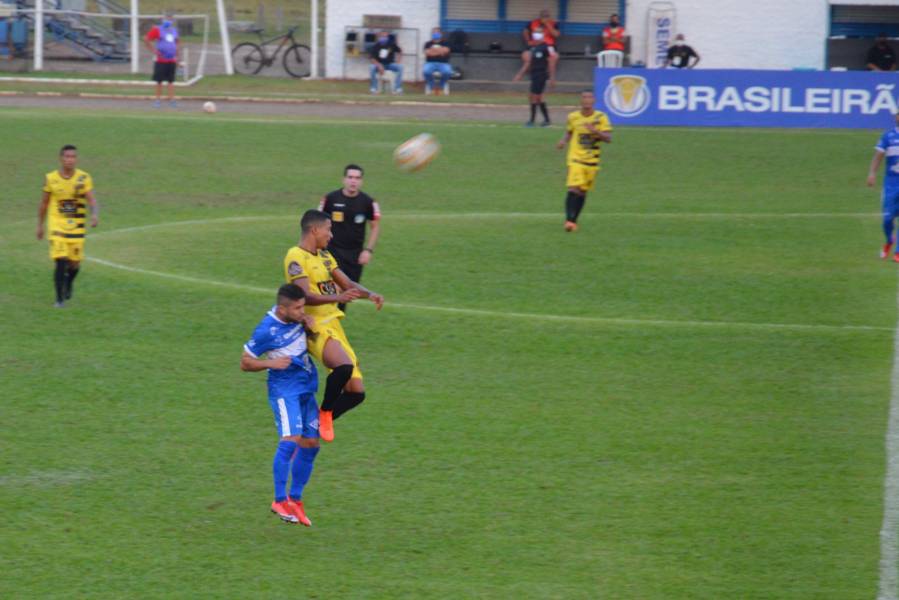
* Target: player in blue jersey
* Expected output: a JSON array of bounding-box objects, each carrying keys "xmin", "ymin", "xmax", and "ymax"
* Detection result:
[
  {"xmin": 868, "ymin": 111, "xmax": 899, "ymax": 261},
  {"xmin": 241, "ymin": 284, "xmax": 320, "ymax": 526}
]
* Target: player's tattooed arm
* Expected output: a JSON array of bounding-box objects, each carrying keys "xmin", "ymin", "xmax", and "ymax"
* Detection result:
[{"xmin": 332, "ymin": 268, "xmax": 384, "ymax": 310}]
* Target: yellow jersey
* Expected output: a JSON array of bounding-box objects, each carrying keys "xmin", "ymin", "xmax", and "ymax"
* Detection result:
[
  {"xmin": 566, "ymin": 109, "xmax": 612, "ymax": 166},
  {"xmin": 43, "ymin": 169, "xmax": 93, "ymax": 239},
  {"xmin": 284, "ymin": 246, "xmax": 344, "ymax": 325}
]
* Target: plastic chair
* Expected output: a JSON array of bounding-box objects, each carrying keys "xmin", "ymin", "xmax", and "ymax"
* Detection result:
[{"xmin": 597, "ymin": 50, "xmax": 624, "ymax": 68}]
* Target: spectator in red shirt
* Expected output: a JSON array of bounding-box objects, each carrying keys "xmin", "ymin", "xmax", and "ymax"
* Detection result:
[
  {"xmin": 522, "ymin": 9, "xmax": 559, "ymax": 74},
  {"xmin": 602, "ymin": 13, "xmax": 626, "ymax": 52},
  {"xmin": 144, "ymin": 12, "xmax": 179, "ymax": 108}
]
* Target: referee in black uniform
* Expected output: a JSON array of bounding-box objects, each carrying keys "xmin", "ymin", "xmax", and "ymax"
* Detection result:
[
  {"xmin": 513, "ymin": 25, "xmax": 557, "ymax": 127},
  {"xmin": 318, "ymin": 164, "xmax": 381, "ymax": 312}
]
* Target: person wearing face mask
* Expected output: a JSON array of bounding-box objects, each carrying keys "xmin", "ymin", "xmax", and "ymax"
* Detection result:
[
  {"xmin": 523, "ymin": 9, "xmax": 560, "ymax": 74},
  {"xmin": 369, "ymin": 30, "xmax": 403, "ymax": 94},
  {"xmin": 602, "ymin": 13, "xmax": 626, "ymax": 52},
  {"xmin": 664, "ymin": 34, "xmax": 700, "ymax": 69},
  {"xmin": 144, "ymin": 12, "xmax": 179, "ymax": 108},
  {"xmin": 866, "ymin": 33, "xmax": 897, "ymax": 72},
  {"xmin": 423, "ymin": 27, "xmax": 453, "ymax": 95}
]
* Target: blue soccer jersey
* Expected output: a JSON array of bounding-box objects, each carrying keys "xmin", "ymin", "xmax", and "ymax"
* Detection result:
[
  {"xmin": 876, "ymin": 127, "xmax": 899, "ymax": 184},
  {"xmin": 244, "ymin": 308, "xmax": 318, "ymax": 394}
]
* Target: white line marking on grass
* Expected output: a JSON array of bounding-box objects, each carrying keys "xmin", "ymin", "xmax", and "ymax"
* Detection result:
[
  {"xmin": 879, "ymin": 295, "xmax": 899, "ymax": 600},
  {"xmin": 84, "ymin": 256, "xmax": 892, "ymax": 334}
]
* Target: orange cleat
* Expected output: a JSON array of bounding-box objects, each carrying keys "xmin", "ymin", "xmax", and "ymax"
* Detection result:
[
  {"xmin": 271, "ymin": 500, "xmax": 299, "ymax": 524},
  {"xmin": 288, "ymin": 500, "xmax": 312, "ymax": 527},
  {"xmin": 564, "ymin": 221, "xmax": 578, "ymax": 232},
  {"xmin": 319, "ymin": 410, "xmax": 334, "ymax": 442},
  {"xmin": 893, "ymin": 253, "xmax": 899, "ymax": 263},
  {"xmin": 883, "ymin": 242, "xmax": 894, "ymax": 259}
]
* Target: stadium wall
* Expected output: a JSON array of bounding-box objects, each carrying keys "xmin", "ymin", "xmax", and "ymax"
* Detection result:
[
  {"xmin": 325, "ymin": 0, "xmax": 440, "ymax": 80},
  {"xmin": 626, "ymin": 0, "xmax": 829, "ymax": 70}
]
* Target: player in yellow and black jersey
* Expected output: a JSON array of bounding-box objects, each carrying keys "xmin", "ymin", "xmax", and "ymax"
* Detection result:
[
  {"xmin": 283, "ymin": 209, "xmax": 384, "ymax": 442},
  {"xmin": 556, "ymin": 90, "xmax": 612, "ymax": 232},
  {"xmin": 36, "ymin": 145, "xmax": 100, "ymax": 307}
]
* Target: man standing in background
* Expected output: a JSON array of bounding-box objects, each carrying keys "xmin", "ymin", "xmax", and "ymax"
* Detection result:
[
  {"xmin": 319, "ymin": 164, "xmax": 381, "ymax": 311},
  {"xmin": 144, "ymin": 11, "xmax": 179, "ymax": 108}
]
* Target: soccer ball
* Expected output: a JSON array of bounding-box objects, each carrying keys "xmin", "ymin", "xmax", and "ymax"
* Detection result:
[
  {"xmin": 202, "ymin": 101, "xmax": 217, "ymax": 114},
  {"xmin": 393, "ymin": 133, "xmax": 440, "ymax": 172}
]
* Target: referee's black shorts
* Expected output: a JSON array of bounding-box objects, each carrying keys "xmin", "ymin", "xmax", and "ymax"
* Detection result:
[
  {"xmin": 331, "ymin": 249, "xmax": 364, "ymax": 283},
  {"xmin": 530, "ymin": 72, "xmax": 548, "ymax": 95},
  {"xmin": 152, "ymin": 62, "xmax": 177, "ymax": 83}
]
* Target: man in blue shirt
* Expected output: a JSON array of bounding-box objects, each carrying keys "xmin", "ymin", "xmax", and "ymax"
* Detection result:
[
  {"xmin": 241, "ymin": 284, "xmax": 320, "ymax": 526},
  {"xmin": 868, "ymin": 112, "xmax": 899, "ymax": 261}
]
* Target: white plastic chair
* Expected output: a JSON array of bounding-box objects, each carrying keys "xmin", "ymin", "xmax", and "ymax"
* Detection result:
[
  {"xmin": 596, "ymin": 50, "xmax": 624, "ymax": 68},
  {"xmin": 379, "ymin": 70, "xmax": 397, "ymax": 94}
]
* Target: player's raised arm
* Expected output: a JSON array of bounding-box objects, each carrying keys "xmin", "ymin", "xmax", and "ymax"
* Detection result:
[
  {"xmin": 332, "ymin": 268, "xmax": 384, "ymax": 310},
  {"xmin": 869, "ymin": 149, "xmax": 885, "ymax": 187}
]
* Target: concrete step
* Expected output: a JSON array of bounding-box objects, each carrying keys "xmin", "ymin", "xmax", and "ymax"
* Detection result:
[{"xmin": 448, "ymin": 79, "xmax": 590, "ymax": 93}]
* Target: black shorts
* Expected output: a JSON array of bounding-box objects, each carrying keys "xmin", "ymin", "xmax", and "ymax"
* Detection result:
[
  {"xmin": 530, "ymin": 72, "xmax": 548, "ymax": 95},
  {"xmin": 330, "ymin": 248, "xmax": 364, "ymax": 283},
  {"xmin": 152, "ymin": 62, "xmax": 177, "ymax": 83}
]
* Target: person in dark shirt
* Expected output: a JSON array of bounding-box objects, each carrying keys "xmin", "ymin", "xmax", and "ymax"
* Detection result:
[
  {"xmin": 318, "ymin": 164, "xmax": 381, "ymax": 312},
  {"xmin": 513, "ymin": 26, "xmax": 556, "ymax": 127},
  {"xmin": 867, "ymin": 34, "xmax": 897, "ymax": 71},
  {"xmin": 664, "ymin": 34, "xmax": 700, "ymax": 69},
  {"xmin": 369, "ymin": 31, "xmax": 403, "ymax": 94},
  {"xmin": 423, "ymin": 27, "xmax": 453, "ymax": 95}
]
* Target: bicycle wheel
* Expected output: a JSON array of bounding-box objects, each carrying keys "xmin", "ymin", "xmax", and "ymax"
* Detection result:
[
  {"xmin": 232, "ymin": 43, "xmax": 265, "ymax": 75},
  {"xmin": 283, "ymin": 44, "xmax": 312, "ymax": 78}
]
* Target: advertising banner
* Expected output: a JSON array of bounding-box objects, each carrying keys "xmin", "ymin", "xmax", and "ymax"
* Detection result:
[
  {"xmin": 594, "ymin": 68, "xmax": 899, "ymax": 128},
  {"xmin": 645, "ymin": 2, "xmax": 676, "ymax": 70}
]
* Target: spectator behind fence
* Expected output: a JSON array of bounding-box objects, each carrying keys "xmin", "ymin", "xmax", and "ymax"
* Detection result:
[
  {"xmin": 602, "ymin": 13, "xmax": 626, "ymax": 52},
  {"xmin": 523, "ymin": 9, "xmax": 559, "ymax": 74},
  {"xmin": 369, "ymin": 30, "xmax": 403, "ymax": 94},
  {"xmin": 664, "ymin": 34, "xmax": 700, "ymax": 69},
  {"xmin": 423, "ymin": 27, "xmax": 453, "ymax": 95},
  {"xmin": 866, "ymin": 34, "xmax": 897, "ymax": 71}
]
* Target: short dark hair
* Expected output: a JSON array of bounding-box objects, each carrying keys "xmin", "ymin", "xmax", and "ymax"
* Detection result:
[
  {"xmin": 301, "ymin": 209, "xmax": 331, "ymax": 233},
  {"xmin": 344, "ymin": 164, "xmax": 364, "ymax": 176},
  {"xmin": 582, "ymin": 89, "xmax": 595, "ymax": 95},
  {"xmin": 60, "ymin": 144, "xmax": 77, "ymax": 155},
  {"xmin": 277, "ymin": 283, "xmax": 305, "ymax": 304}
]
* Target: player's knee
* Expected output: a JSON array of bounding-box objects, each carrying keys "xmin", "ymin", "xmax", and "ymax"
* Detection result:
[
  {"xmin": 68, "ymin": 261, "xmax": 81, "ymax": 270},
  {"xmin": 298, "ymin": 437, "xmax": 320, "ymax": 449},
  {"xmin": 346, "ymin": 377, "xmax": 364, "ymax": 393}
]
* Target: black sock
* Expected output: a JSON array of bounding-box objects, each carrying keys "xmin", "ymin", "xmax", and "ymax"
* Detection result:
[
  {"xmin": 573, "ymin": 194, "xmax": 587, "ymax": 220},
  {"xmin": 333, "ymin": 391, "xmax": 365, "ymax": 420},
  {"xmin": 65, "ymin": 266, "xmax": 79, "ymax": 300},
  {"xmin": 565, "ymin": 191, "xmax": 578, "ymax": 221},
  {"xmin": 539, "ymin": 102, "xmax": 549, "ymax": 122},
  {"xmin": 322, "ymin": 364, "xmax": 353, "ymax": 412},
  {"xmin": 54, "ymin": 259, "xmax": 68, "ymax": 303},
  {"xmin": 337, "ymin": 302, "xmax": 347, "ymax": 313},
  {"xmin": 529, "ymin": 103, "xmax": 536, "ymax": 123}
]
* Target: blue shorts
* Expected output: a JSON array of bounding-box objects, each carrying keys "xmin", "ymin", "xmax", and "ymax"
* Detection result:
[
  {"xmin": 883, "ymin": 185, "xmax": 899, "ymax": 218},
  {"xmin": 269, "ymin": 389, "xmax": 319, "ymax": 439}
]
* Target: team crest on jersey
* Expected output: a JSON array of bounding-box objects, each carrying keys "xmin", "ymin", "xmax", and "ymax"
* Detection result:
[{"xmin": 288, "ymin": 261, "xmax": 303, "ymax": 276}]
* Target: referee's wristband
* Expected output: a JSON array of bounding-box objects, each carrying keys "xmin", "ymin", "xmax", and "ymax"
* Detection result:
[{"xmin": 363, "ymin": 247, "xmax": 374, "ymax": 253}]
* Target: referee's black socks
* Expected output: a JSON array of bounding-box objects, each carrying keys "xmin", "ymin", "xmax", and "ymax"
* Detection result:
[
  {"xmin": 322, "ymin": 364, "xmax": 353, "ymax": 412},
  {"xmin": 539, "ymin": 102, "xmax": 549, "ymax": 123},
  {"xmin": 529, "ymin": 103, "xmax": 537, "ymax": 124},
  {"xmin": 53, "ymin": 259, "xmax": 67, "ymax": 303}
]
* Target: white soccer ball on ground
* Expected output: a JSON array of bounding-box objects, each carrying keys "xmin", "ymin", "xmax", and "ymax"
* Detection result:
[
  {"xmin": 393, "ymin": 133, "xmax": 440, "ymax": 172},
  {"xmin": 202, "ymin": 101, "xmax": 217, "ymax": 114}
]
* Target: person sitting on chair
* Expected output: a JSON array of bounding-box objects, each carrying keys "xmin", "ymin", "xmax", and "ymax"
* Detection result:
[
  {"xmin": 369, "ymin": 31, "xmax": 403, "ymax": 94},
  {"xmin": 423, "ymin": 27, "xmax": 453, "ymax": 95}
]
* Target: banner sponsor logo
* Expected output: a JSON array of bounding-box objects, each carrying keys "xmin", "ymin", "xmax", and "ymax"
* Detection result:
[{"xmin": 604, "ymin": 75, "xmax": 651, "ymax": 117}]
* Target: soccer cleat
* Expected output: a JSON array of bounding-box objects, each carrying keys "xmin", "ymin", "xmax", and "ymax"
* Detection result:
[
  {"xmin": 319, "ymin": 410, "xmax": 335, "ymax": 442},
  {"xmin": 288, "ymin": 500, "xmax": 312, "ymax": 527},
  {"xmin": 169, "ymin": 100, "xmax": 178, "ymax": 108},
  {"xmin": 893, "ymin": 253, "xmax": 899, "ymax": 263},
  {"xmin": 524, "ymin": 121, "xmax": 535, "ymax": 128},
  {"xmin": 883, "ymin": 242, "xmax": 894, "ymax": 259},
  {"xmin": 53, "ymin": 301, "xmax": 65, "ymax": 308},
  {"xmin": 564, "ymin": 221, "xmax": 578, "ymax": 232},
  {"xmin": 271, "ymin": 500, "xmax": 299, "ymax": 524},
  {"xmin": 540, "ymin": 121, "xmax": 551, "ymax": 127},
  {"xmin": 152, "ymin": 100, "xmax": 161, "ymax": 109}
]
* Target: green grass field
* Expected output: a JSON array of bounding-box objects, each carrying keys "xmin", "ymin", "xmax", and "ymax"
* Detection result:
[{"xmin": 0, "ymin": 105, "xmax": 895, "ymax": 599}]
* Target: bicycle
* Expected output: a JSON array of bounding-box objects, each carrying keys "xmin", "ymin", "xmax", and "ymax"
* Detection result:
[{"xmin": 232, "ymin": 26, "xmax": 312, "ymax": 78}]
